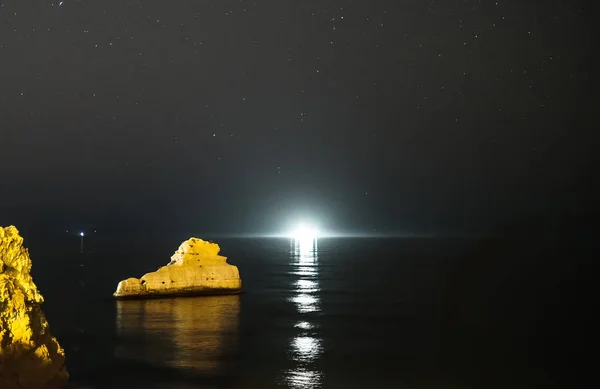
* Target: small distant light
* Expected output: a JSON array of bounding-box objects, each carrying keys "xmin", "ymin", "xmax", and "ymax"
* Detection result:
[{"xmin": 80, "ymin": 232, "xmax": 84, "ymax": 237}]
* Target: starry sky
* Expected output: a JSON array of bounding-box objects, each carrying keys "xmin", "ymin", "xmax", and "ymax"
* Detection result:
[{"xmin": 0, "ymin": 1, "xmax": 595, "ymax": 236}]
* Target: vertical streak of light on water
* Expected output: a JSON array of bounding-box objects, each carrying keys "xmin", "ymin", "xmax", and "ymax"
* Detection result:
[{"xmin": 283, "ymin": 237, "xmax": 323, "ymax": 389}]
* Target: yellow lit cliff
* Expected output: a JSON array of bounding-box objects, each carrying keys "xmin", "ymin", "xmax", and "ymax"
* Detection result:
[
  {"xmin": 113, "ymin": 237, "xmax": 242, "ymax": 298},
  {"xmin": 0, "ymin": 226, "xmax": 68, "ymax": 389}
]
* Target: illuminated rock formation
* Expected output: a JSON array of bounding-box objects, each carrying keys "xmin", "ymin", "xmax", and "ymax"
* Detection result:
[
  {"xmin": 0, "ymin": 226, "xmax": 69, "ymax": 389},
  {"xmin": 113, "ymin": 238, "xmax": 242, "ymax": 298}
]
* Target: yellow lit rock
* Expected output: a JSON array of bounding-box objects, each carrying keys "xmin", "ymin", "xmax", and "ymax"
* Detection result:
[
  {"xmin": 0, "ymin": 226, "xmax": 68, "ymax": 389},
  {"xmin": 113, "ymin": 238, "xmax": 242, "ymax": 299}
]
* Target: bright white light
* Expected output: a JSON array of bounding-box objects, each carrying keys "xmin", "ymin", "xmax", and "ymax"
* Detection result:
[
  {"xmin": 288, "ymin": 223, "xmax": 319, "ymax": 240},
  {"xmin": 80, "ymin": 232, "xmax": 84, "ymax": 237}
]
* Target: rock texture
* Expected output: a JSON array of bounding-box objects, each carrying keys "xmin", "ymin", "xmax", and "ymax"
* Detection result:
[
  {"xmin": 0, "ymin": 226, "xmax": 68, "ymax": 389},
  {"xmin": 113, "ymin": 238, "xmax": 242, "ymax": 299}
]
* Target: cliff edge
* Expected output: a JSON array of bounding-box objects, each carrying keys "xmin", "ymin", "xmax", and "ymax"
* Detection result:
[
  {"xmin": 0, "ymin": 226, "xmax": 69, "ymax": 389},
  {"xmin": 113, "ymin": 237, "xmax": 242, "ymax": 299}
]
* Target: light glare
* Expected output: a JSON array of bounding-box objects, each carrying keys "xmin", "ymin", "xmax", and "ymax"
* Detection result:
[{"xmin": 288, "ymin": 223, "xmax": 319, "ymax": 240}]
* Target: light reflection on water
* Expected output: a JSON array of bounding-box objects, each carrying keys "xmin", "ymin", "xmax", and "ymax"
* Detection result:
[
  {"xmin": 292, "ymin": 267, "xmax": 319, "ymax": 277},
  {"xmin": 294, "ymin": 321, "xmax": 315, "ymax": 330},
  {"xmin": 284, "ymin": 368, "xmax": 324, "ymax": 389},
  {"xmin": 295, "ymin": 279, "xmax": 319, "ymax": 292},
  {"xmin": 285, "ymin": 237, "xmax": 323, "ymax": 389},
  {"xmin": 114, "ymin": 295, "xmax": 240, "ymax": 374},
  {"xmin": 291, "ymin": 294, "xmax": 320, "ymax": 313},
  {"xmin": 288, "ymin": 238, "xmax": 321, "ymax": 314},
  {"xmin": 292, "ymin": 336, "xmax": 323, "ymax": 363}
]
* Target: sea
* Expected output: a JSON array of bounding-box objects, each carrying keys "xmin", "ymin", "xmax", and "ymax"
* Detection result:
[{"xmin": 24, "ymin": 227, "xmax": 593, "ymax": 389}]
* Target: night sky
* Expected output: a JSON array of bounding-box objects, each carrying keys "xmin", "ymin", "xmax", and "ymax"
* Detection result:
[{"xmin": 0, "ymin": 1, "xmax": 594, "ymax": 237}]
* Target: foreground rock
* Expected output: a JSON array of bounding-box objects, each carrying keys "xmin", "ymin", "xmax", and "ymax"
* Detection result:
[
  {"xmin": 113, "ymin": 238, "xmax": 242, "ymax": 299},
  {"xmin": 0, "ymin": 226, "xmax": 69, "ymax": 389}
]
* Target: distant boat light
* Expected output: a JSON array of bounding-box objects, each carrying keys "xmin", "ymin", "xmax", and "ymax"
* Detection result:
[{"xmin": 80, "ymin": 232, "xmax": 85, "ymax": 237}]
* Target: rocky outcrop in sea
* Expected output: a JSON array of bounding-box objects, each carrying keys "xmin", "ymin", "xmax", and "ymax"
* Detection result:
[{"xmin": 113, "ymin": 237, "xmax": 242, "ymax": 299}]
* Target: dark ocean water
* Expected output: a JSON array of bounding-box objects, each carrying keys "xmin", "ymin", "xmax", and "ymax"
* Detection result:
[{"xmin": 24, "ymin": 230, "xmax": 593, "ymax": 389}]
